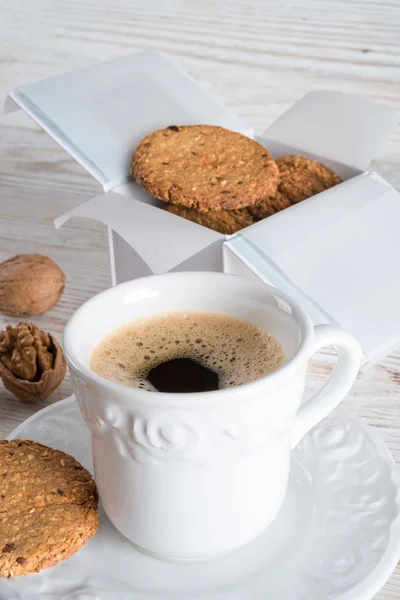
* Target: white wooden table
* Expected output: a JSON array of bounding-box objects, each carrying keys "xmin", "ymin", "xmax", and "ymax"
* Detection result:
[{"xmin": 1, "ymin": 1, "xmax": 399, "ymax": 596}]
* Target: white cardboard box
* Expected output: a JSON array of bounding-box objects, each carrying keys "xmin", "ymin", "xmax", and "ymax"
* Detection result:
[{"xmin": 3, "ymin": 49, "xmax": 400, "ymax": 367}]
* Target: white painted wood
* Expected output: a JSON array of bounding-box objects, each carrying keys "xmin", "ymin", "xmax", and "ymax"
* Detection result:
[{"xmin": 0, "ymin": 1, "xmax": 399, "ymax": 596}]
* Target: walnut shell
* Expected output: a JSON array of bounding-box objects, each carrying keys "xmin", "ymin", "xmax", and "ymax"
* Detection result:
[
  {"xmin": 0, "ymin": 323, "xmax": 67, "ymax": 403},
  {"xmin": 0, "ymin": 254, "xmax": 65, "ymax": 317}
]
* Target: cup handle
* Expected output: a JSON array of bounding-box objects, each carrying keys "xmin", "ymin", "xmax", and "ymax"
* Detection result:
[{"xmin": 291, "ymin": 324, "xmax": 362, "ymax": 449}]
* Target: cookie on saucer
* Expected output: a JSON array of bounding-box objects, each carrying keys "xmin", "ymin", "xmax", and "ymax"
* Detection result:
[{"xmin": 0, "ymin": 439, "xmax": 98, "ymax": 578}]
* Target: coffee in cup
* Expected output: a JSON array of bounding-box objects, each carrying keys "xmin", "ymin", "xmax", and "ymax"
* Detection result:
[{"xmin": 90, "ymin": 312, "xmax": 285, "ymax": 393}]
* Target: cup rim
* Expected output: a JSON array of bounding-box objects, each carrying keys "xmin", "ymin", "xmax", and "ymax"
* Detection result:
[{"xmin": 63, "ymin": 272, "xmax": 314, "ymax": 406}]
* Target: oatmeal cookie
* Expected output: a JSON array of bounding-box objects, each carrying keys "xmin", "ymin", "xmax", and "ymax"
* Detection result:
[
  {"xmin": 249, "ymin": 155, "xmax": 341, "ymax": 220},
  {"xmin": 164, "ymin": 203, "xmax": 255, "ymax": 234},
  {"xmin": 132, "ymin": 125, "xmax": 279, "ymax": 213},
  {"xmin": 276, "ymin": 155, "xmax": 341, "ymax": 204},
  {"xmin": 249, "ymin": 191, "xmax": 292, "ymax": 220},
  {"xmin": 0, "ymin": 439, "xmax": 98, "ymax": 578}
]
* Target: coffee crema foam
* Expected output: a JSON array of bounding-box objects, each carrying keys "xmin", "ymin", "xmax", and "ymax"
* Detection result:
[{"xmin": 89, "ymin": 312, "xmax": 285, "ymax": 392}]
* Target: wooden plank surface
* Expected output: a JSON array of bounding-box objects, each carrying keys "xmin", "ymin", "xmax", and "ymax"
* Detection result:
[{"xmin": 0, "ymin": 0, "xmax": 399, "ymax": 597}]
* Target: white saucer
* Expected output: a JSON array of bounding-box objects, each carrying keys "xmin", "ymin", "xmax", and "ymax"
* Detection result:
[{"xmin": 1, "ymin": 396, "xmax": 400, "ymax": 600}]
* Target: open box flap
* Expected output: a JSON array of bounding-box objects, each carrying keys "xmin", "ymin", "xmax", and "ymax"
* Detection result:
[
  {"xmin": 229, "ymin": 172, "xmax": 400, "ymax": 364},
  {"xmin": 2, "ymin": 95, "xmax": 19, "ymax": 116},
  {"xmin": 262, "ymin": 91, "xmax": 398, "ymax": 171},
  {"xmin": 4, "ymin": 49, "xmax": 251, "ymax": 191},
  {"xmin": 55, "ymin": 191, "xmax": 223, "ymax": 274}
]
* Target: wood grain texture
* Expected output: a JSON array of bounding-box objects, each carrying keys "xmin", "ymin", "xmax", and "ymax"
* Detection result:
[{"xmin": 0, "ymin": 0, "xmax": 399, "ymax": 596}]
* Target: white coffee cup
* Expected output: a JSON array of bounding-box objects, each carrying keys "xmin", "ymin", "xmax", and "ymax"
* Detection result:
[{"xmin": 64, "ymin": 272, "xmax": 361, "ymax": 561}]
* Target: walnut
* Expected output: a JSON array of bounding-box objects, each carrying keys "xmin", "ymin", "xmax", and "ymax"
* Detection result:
[
  {"xmin": 0, "ymin": 323, "xmax": 67, "ymax": 403},
  {"xmin": 0, "ymin": 254, "xmax": 65, "ymax": 317}
]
